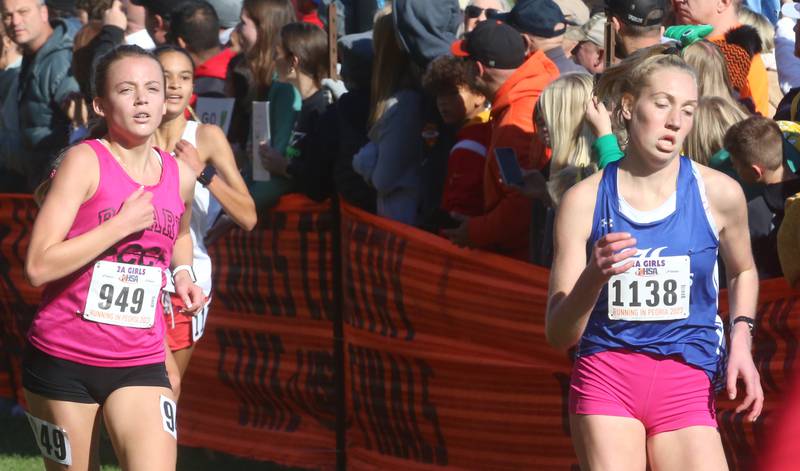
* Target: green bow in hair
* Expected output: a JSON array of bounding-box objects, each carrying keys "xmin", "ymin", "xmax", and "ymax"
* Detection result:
[{"xmin": 664, "ymin": 25, "xmax": 714, "ymax": 48}]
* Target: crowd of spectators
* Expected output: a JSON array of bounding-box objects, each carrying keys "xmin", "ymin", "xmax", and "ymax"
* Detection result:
[{"xmin": 2, "ymin": 0, "xmax": 800, "ymax": 285}]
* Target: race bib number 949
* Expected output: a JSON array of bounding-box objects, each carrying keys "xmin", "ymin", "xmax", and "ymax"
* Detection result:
[
  {"xmin": 608, "ymin": 255, "xmax": 692, "ymax": 321},
  {"xmin": 83, "ymin": 261, "xmax": 161, "ymax": 328}
]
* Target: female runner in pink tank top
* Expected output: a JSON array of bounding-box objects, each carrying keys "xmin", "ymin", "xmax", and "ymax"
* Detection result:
[{"xmin": 23, "ymin": 45, "xmax": 204, "ymax": 471}]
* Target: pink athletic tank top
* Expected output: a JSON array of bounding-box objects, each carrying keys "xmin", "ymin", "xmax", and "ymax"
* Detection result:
[{"xmin": 28, "ymin": 140, "xmax": 185, "ymax": 367}]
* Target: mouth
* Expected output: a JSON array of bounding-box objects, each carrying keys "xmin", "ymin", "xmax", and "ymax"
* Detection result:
[
  {"xmin": 656, "ymin": 135, "xmax": 676, "ymax": 152},
  {"xmin": 166, "ymin": 94, "xmax": 183, "ymax": 102},
  {"xmin": 133, "ymin": 112, "xmax": 151, "ymax": 123}
]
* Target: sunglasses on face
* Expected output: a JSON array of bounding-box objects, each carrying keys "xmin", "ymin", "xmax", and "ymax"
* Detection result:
[{"xmin": 465, "ymin": 5, "xmax": 499, "ymax": 19}]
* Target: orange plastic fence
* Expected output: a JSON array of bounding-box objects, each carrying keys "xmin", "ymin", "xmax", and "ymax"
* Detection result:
[{"xmin": 0, "ymin": 193, "xmax": 797, "ymax": 470}]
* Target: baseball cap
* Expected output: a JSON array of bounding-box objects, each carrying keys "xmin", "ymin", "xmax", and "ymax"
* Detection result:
[
  {"xmin": 205, "ymin": 0, "xmax": 243, "ymax": 29},
  {"xmin": 606, "ymin": 0, "xmax": 666, "ymax": 26},
  {"xmin": 566, "ymin": 13, "xmax": 605, "ymax": 47},
  {"xmin": 490, "ymin": 0, "xmax": 569, "ymax": 38},
  {"xmin": 451, "ymin": 20, "xmax": 526, "ymax": 69}
]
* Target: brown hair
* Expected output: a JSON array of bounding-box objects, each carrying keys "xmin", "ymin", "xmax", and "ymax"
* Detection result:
[
  {"xmin": 279, "ymin": 22, "xmax": 329, "ymax": 87},
  {"xmin": 75, "ymin": 0, "xmax": 113, "ymax": 21},
  {"xmin": 369, "ymin": 6, "xmax": 418, "ymax": 126},
  {"xmin": 242, "ymin": 0, "xmax": 297, "ymax": 92},
  {"xmin": 724, "ymin": 116, "xmax": 783, "ymax": 170},
  {"xmin": 422, "ymin": 55, "xmax": 482, "ymax": 97}
]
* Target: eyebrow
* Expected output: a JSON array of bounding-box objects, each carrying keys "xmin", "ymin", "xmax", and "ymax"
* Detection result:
[
  {"xmin": 650, "ymin": 92, "xmax": 697, "ymax": 106},
  {"xmin": 115, "ymin": 80, "xmax": 163, "ymax": 87}
]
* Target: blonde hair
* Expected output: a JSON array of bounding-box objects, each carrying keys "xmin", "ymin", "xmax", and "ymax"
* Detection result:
[
  {"xmin": 681, "ymin": 41, "xmax": 740, "ymax": 103},
  {"xmin": 595, "ymin": 45, "xmax": 698, "ymax": 146},
  {"xmin": 684, "ymin": 96, "xmax": 749, "ymax": 165},
  {"xmin": 536, "ymin": 74, "xmax": 596, "ymax": 175},
  {"xmin": 369, "ymin": 6, "xmax": 418, "ymax": 126},
  {"xmin": 738, "ymin": 7, "xmax": 774, "ymax": 52}
]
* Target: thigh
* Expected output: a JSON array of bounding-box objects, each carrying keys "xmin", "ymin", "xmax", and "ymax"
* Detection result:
[
  {"xmin": 24, "ymin": 389, "xmax": 102, "ymax": 471},
  {"xmin": 102, "ymin": 386, "xmax": 177, "ymax": 471},
  {"xmin": 171, "ymin": 344, "xmax": 196, "ymax": 378},
  {"xmin": 647, "ymin": 426, "xmax": 728, "ymax": 471},
  {"xmin": 570, "ymin": 414, "xmax": 647, "ymax": 471}
]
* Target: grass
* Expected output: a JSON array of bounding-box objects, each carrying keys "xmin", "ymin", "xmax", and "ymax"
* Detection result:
[{"xmin": 0, "ymin": 400, "xmax": 310, "ymax": 471}]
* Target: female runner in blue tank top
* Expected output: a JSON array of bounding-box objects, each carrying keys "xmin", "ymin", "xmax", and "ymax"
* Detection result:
[{"xmin": 545, "ymin": 49, "xmax": 762, "ymax": 470}]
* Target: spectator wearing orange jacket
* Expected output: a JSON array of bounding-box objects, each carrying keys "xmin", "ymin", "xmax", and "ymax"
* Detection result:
[{"xmin": 445, "ymin": 19, "xmax": 559, "ymax": 260}]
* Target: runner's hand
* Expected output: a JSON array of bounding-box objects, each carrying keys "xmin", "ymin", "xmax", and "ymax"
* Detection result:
[
  {"xmin": 116, "ymin": 186, "xmax": 154, "ymax": 235},
  {"xmin": 726, "ymin": 326, "xmax": 763, "ymax": 422},
  {"xmin": 174, "ymin": 140, "xmax": 204, "ymax": 176},
  {"xmin": 586, "ymin": 232, "xmax": 637, "ymax": 285},
  {"xmin": 173, "ymin": 273, "xmax": 204, "ymax": 315}
]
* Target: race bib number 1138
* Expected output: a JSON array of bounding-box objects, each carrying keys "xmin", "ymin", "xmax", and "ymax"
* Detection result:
[{"xmin": 607, "ymin": 255, "xmax": 692, "ymax": 321}]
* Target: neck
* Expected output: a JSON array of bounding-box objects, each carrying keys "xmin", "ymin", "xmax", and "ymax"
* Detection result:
[
  {"xmin": 154, "ymin": 113, "xmax": 188, "ymax": 153},
  {"xmin": 535, "ymin": 37, "xmax": 564, "ymax": 54},
  {"xmin": 709, "ymin": 11, "xmax": 738, "ymax": 37},
  {"xmin": 294, "ymin": 73, "xmax": 320, "ymax": 100},
  {"xmin": 619, "ymin": 34, "xmax": 660, "ymax": 58},
  {"xmin": 191, "ymin": 46, "xmax": 222, "ymax": 66},
  {"xmin": 23, "ymin": 26, "xmax": 53, "ymax": 55},
  {"xmin": 763, "ymin": 163, "xmax": 796, "ymax": 185},
  {"xmin": 105, "ymin": 133, "xmax": 154, "ymax": 174},
  {"xmin": 617, "ymin": 148, "xmax": 682, "ymax": 209}
]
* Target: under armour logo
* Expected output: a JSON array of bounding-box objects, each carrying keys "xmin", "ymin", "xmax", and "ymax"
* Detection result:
[{"xmin": 600, "ymin": 218, "xmax": 614, "ymax": 228}]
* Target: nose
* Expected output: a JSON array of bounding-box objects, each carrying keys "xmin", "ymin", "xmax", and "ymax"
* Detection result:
[
  {"xmin": 134, "ymin": 87, "xmax": 148, "ymax": 105},
  {"xmin": 665, "ymin": 107, "xmax": 681, "ymax": 130}
]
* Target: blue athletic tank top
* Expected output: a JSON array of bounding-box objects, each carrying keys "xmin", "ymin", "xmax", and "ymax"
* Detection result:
[{"xmin": 578, "ymin": 157, "xmax": 725, "ymax": 380}]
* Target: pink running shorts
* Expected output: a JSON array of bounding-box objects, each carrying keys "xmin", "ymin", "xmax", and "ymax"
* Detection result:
[{"xmin": 569, "ymin": 349, "xmax": 717, "ymax": 436}]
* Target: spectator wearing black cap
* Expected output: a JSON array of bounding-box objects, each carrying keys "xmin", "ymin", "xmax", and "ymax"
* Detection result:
[
  {"xmin": 606, "ymin": 0, "xmax": 665, "ymax": 59},
  {"xmin": 169, "ymin": 1, "xmax": 236, "ymax": 102},
  {"xmin": 493, "ymin": 0, "xmax": 589, "ymax": 76},
  {"xmin": 444, "ymin": 20, "xmax": 560, "ymax": 261},
  {"xmin": 131, "ymin": 0, "xmax": 175, "ymax": 44}
]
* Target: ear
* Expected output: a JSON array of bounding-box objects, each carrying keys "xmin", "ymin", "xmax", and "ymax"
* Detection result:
[
  {"xmin": 291, "ymin": 55, "xmax": 300, "ymax": 69},
  {"xmin": 92, "ymin": 97, "xmax": 105, "ymax": 118},
  {"xmin": 155, "ymin": 14, "xmax": 166, "ymax": 31},
  {"xmin": 176, "ymin": 37, "xmax": 187, "ymax": 49},
  {"xmin": 595, "ymin": 48, "xmax": 605, "ymax": 67},
  {"xmin": 750, "ymin": 164, "xmax": 764, "ymax": 180},
  {"xmin": 40, "ymin": 3, "xmax": 49, "ymax": 22},
  {"xmin": 475, "ymin": 61, "xmax": 486, "ymax": 77},
  {"xmin": 620, "ymin": 92, "xmax": 634, "ymax": 121},
  {"xmin": 611, "ymin": 16, "xmax": 621, "ymax": 33}
]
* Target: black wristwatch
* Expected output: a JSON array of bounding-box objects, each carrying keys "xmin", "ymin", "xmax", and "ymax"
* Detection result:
[
  {"xmin": 197, "ymin": 164, "xmax": 216, "ymax": 187},
  {"xmin": 731, "ymin": 316, "xmax": 756, "ymax": 333}
]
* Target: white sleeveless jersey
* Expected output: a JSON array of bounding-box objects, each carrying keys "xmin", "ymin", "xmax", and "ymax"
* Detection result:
[{"xmin": 181, "ymin": 121, "xmax": 221, "ymax": 295}]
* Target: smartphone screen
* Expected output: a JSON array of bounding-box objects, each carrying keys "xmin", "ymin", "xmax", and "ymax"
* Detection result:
[{"xmin": 495, "ymin": 148, "xmax": 524, "ymax": 187}]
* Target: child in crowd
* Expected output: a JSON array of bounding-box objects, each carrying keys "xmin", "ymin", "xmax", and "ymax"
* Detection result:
[
  {"xmin": 259, "ymin": 22, "xmax": 332, "ymax": 195},
  {"xmin": 725, "ymin": 116, "xmax": 800, "ymax": 279},
  {"xmin": 422, "ymin": 55, "xmax": 490, "ymax": 220}
]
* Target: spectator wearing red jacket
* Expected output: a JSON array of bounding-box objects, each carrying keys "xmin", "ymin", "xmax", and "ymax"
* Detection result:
[
  {"xmin": 423, "ymin": 55, "xmax": 491, "ymax": 218},
  {"xmin": 445, "ymin": 19, "xmax": 559, "ymax": 260}
]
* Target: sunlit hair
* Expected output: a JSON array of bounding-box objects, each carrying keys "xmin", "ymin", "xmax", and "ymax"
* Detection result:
[
  {"xmin": 681, "ymin": 41, "xmax": 739, "ymax": 104},
  {"xmin": 547, "ymin": 164, "xmax": 598, "ymax": 208},
  {"xmin": 369, "ymin": 5, "xmax": 418, "ymax": 126},
  {"xmin": 738, "ymin": 7, "xmax": 774, "ymax": 52},
  {"xmin": 242, "ymin": 0, "xmax": 296, "ymax": 93},
  {"xmin": 535, "ymin": 73, "xmax": 596, "ymax": 175},
  {"xmin": 595, "ymin": 44, "xmax": 698, "ymax": 145},
  {"xmin": 684, "ymin": 96, "xmax": 749, "ymax": 165}
]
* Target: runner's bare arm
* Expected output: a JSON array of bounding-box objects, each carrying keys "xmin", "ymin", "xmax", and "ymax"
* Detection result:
[
  {"xmin": 171, "ymin": 159, "xmax": 203, "ymax": 312},
  {"xmin": 26, "ymin": 144, "xmax": 153, "ymax": 287},
  {"xmin": 703, "ymin": 167, "xmax": 762, "ymax": 421},
  {"xmin": 198, "ymin": 124, "xmax": 256, "ymax": 230},
  {"xmin": 545, "ymin": 174, "xmax": 637, "ymax": 350}
]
